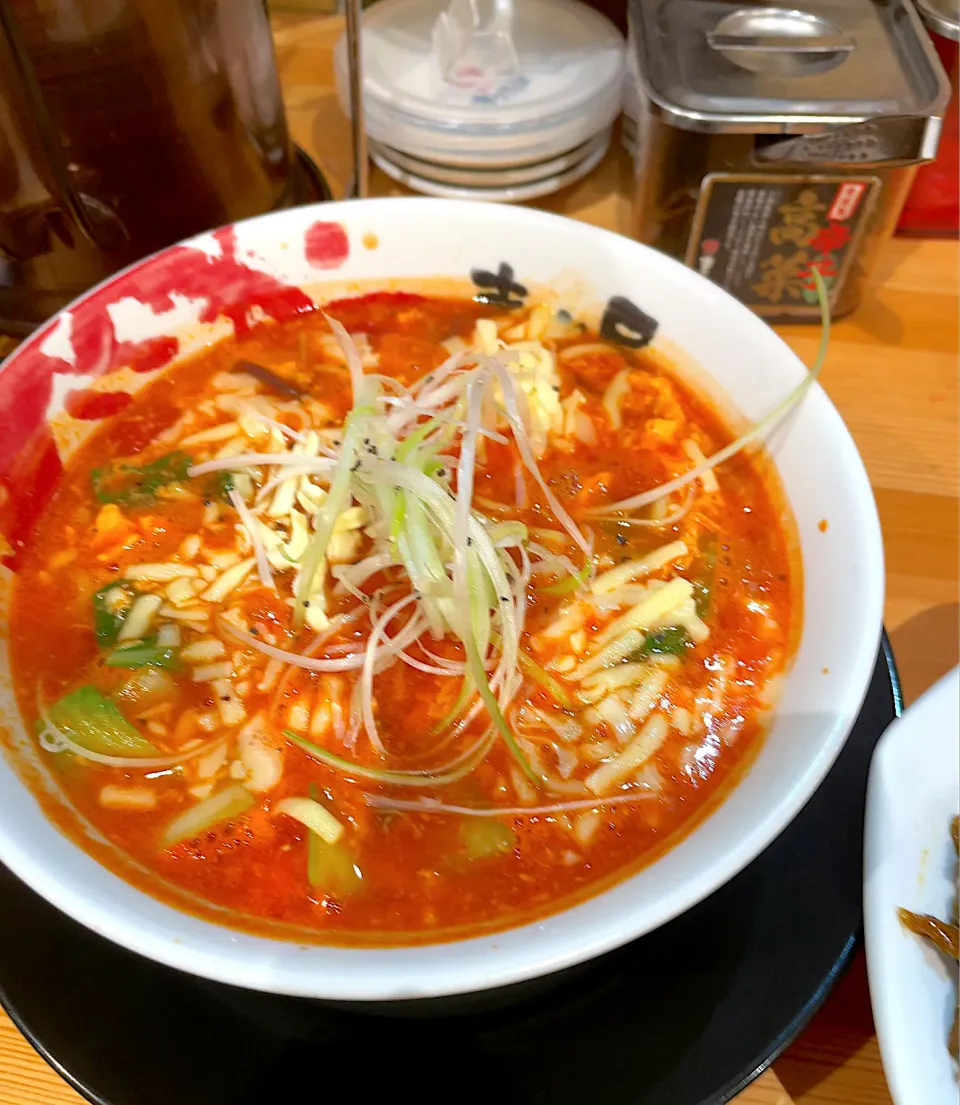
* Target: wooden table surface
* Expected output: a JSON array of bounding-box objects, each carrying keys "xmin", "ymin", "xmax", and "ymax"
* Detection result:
[{"xmin": 1, "ymin": 13, "xmax": 957, "ymax": 1105}]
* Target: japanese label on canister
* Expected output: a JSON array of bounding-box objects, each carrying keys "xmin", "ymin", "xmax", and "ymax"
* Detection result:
[{"xmin": 684, "ymin": 174, "xmax": 881, "ymax": 317}]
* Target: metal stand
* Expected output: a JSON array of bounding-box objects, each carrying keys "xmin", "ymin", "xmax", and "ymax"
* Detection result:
[{"xmin": 343, "ymin": 0, "xmax": 368, "ymax": 198}]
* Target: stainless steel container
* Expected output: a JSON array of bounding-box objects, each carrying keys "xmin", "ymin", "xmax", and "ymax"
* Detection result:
[
  {"xmin": 915, "ymin": 0, "xmax": 960, "ymax": 42},
  {"xmin": 628, "ymin": 0, "xmax": 951, "ymax": 320}
]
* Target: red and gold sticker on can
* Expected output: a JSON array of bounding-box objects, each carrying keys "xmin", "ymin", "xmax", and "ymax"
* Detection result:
[{"xmin": 685, "ymin": 173, "xmax": 881, "ymax": 317}]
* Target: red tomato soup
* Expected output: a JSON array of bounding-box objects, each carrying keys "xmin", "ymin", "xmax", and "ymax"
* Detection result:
[{"xmin": 9, "ymin": 293, "xmax": 795, "ymax": 944}]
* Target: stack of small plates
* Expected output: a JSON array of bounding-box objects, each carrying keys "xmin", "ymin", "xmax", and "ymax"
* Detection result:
[{"xmin": 335, "ymin": 0, "xmax": 624, "ymax": 201}]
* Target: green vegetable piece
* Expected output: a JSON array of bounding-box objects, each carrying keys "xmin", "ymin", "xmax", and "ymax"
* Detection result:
[
  {"xmin": 395, "ymin": 417, "xmax": 440, "ymax": 464},
  {"xmin": 160, "ymin": 783, "xmax": 255, "ymax": 849},
  {"xmin": 293, "ymin": 407, "xmax": 371, "ymax": 629},
  {"xmin": 105, "ymin": 635, "xmax": 181, "ymax": 671},
  {"xmin": 307, "ymin": 785, "xmax": 363, "ymax": 898},
  {"xmin": 47, "ymin": 685, "xmax": 156, "ymax": 756},
  {"xmin": 539, "ymin": 565, "xmax": 589, "ymax": 597},
  {"xmin": 389, "ymin": 495, "xmax": 406, "ymax": 549},
  {"xmin": 92, "ymin": 580, "xmax": 136, "ymax": 646},
  {"xmin": 32, "ymin": 718, "xmax": 85, "ymax": 776},
  {"xmin": 517, "ymin": 651, "xmax": 572, "ymax": 708},
  {"xmin": 91, "ymin": 450, "xmax": 192, "ymax": 508},
  {"xmin": 634, "ymin": 625, "xmax": 691, "ymax": 659},
  {"xmin": 308, "ymin": 835, "xmax": 363, "ymax": 899},
  {"xmin": 207, "ymin": 471, "xmax": 237, "ymax": 502},
  {"xmin": 431, "ymin": 676, "xmax": 474, "ymax": 735},
  {"xmin": 116, "ymin": 667, "xmax": 180, "ymax": 714},
  {"xmin": 463, "ymin": 638, "xmax": 542, "ymax": 790},
  {"xmin": 460, "ymin": 818, "xmax": 516, "ymax": 861},
  {"xmin": 693, "ymin": 532, "xmax": 719, "ymax": 618},
  {"xmin": 286, "ymin": 731, "xmax": 490, "ymax": 787},
  {"xmin": 490, "ymin": 629, "xmax": 571, "ymax": 709}
]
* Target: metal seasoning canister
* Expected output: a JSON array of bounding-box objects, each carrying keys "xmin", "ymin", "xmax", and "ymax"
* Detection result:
[
  {"xmin": 899, "ymin": 0, "xmax": 959, "ymax": 234},
  {"xmin": 627, "ymin": 0, "xmax": 951, "ymax": 320}
]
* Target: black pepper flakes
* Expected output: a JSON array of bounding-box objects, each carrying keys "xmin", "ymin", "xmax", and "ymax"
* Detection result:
[{"xmin": 615, "ymin": 533, "xmax": 628, "ymax": 546}]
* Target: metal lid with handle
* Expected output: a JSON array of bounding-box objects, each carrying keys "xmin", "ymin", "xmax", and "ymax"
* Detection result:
[
  {"xmin": 629, "ymin": 0, "xmax": 951, "ymax": 134},
  {"xmin": 706, "ymin": 6, "xmax": 858, "ymax": 77}
]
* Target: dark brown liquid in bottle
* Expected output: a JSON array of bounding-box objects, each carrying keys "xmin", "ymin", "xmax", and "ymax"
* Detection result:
[
  {"xmin": 0, "ymin": 0, "xmax": 319, "ymax": 333},
  {"xmin": 581, "ymin": 0, "xmax": 626, "ymax": 33}
]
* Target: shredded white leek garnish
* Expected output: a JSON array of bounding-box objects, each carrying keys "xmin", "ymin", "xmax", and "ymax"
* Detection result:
[
  {"xmin": 43, "ymin": 278, "xmax": 828, "ymax": 818},
  {"xmin": 186, "ymin": 331, "xmax": 600, "ymax": 786}
]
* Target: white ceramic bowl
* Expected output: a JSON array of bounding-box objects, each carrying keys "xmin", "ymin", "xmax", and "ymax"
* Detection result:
[
  {"xmin": 864, "ymin": 667, "xmax": 960, "ymax": 1105},
  {"xmin": 0, "ymin": 198, "xmax": 884, "ymax": 1001}
]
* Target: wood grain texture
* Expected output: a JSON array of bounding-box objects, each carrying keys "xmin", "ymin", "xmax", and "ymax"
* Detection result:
[{"xmin": 1, "ymin": 14, "xmax": 956, "ymax": 1105}]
